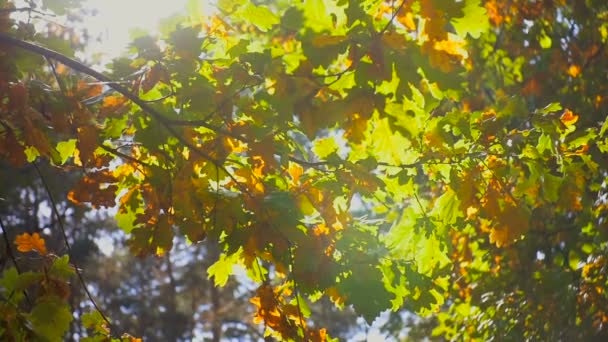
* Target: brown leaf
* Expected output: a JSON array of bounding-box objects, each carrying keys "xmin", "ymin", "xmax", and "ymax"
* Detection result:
[
  {"xmin": 68, "ymin": 170, "xmax": 118, "ymax": 208},
  {"xmin": 23, "ymin": 117, "xmax": 53, "ymax": 157},
  {"xmin": 142, "ymin": 64, "xmax": 163, "ymax": 94},
  {"xmin": 0, "ymin": 131, "xmax": 27, "ymax": 167},
  {"xmin": 76, "ymin": 124, "xmax": 98, "ymax": 166}
]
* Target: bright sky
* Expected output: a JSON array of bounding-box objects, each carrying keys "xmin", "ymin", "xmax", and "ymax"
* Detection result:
[{"xmin": 81, "ymin": 0, "xmax": 208, "ymax": 58}]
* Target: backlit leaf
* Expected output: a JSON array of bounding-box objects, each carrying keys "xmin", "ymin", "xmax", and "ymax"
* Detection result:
[
  {"xmin": 14, "ymin": 232, "xmax": 47, "ymax": 255},
  {"xmin": 240, "ymin": 4, "xmax": 279, "ymax": 32},
  {"xmin": 313, "ymin": 137, "xmax": 339, "ymax": 159},
  {"xmin": 208, "ymin": 250, "xmax": 242, "ymax": 287},
  {"xmin": 451, "ymin": 0, "xmax": 490, "ymax": 39}
]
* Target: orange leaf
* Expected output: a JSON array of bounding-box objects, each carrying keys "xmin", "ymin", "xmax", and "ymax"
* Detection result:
[
  {"xmin": 14, "ymin": 232, "xmax": 47, "ymax": 255},
  {"xmin": 287, "ymin": 162, "xmax": 303, "ymax": 186},
  {"xmin": 76, "ymin": 124, "xmax": 99, "ymax": 166},
  {"xmin": 397, "ymin": 12, "xmax": 417, "ymax": 31},
  {"xmin": 100, "ymin": 96, "xmax": 128, "ymax": 117},
  {"xmin": 567, "ymin": 64, "xmax": 581, "ymax": 78},
  {"xmin": 23, "ymin": 117, "xmax": 53, "ymax": 157},
  {"xmin": 560, "ymin": 109, "xmax": 579, "ymax": 127}
]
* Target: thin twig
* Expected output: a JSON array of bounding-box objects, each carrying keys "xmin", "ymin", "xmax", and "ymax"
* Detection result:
[
  {"xmin": 0, "ymin": 216, "xmax": 32, "ymax": 305},
  {"xmin": 379, "ymin": 0, "xmax": 409, "ymax": 35},
  {"xmin": 46, "ymin": 57, "xmax": 67, "ymax": 93},
  {"xmin": 287, "ymin": 245, "xmax": 307, "ymax": 340},
  {"xmin": 0, "ymin": 34, "xmax": 250, "ymax": 197},
  {"xmin": 0, "ymin": 7, "xmax": 55, "ymax": 16},
  {"xmin": 0, "ymin": 216, "xmax": 21, "ymax": 273},
  {"xmin": 99, "ymin": 144, "xmax": 152, "ymax": 168},
  {"xmin": 480, "ymin": 159, "xmax": 519, "ymax": 205},
  {"xmin": 139, "ymin": 91, "xmax": 175, "ymax": 103},
  {"xmin": 32, "ymin": 163, "xmax": 116, "ymax": 336}
]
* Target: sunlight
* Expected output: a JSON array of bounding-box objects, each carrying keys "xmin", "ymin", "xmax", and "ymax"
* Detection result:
[{"xmin": 82, "ymin": 0, "xmax": 210, "ymax": 57}]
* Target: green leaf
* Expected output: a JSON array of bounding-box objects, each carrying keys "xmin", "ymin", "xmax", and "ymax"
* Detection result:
[
  {"xmin": 81, "ymin": 311, "xmax": 108, "ymax": 335},
  {"xmin": 313, "ymin": 137, "xmax": 339, "ymax": 159},
  {"xmin": 281, "ymin": 7, "xmax": 304, "ymax": 32},
  {"xmin": 431, "ymin": 188, "xmax": 463, "ymax": 225},
  {"xmin": 218, "ymin": 0, "xmax": 245, "ymax": 12},
  {"xmin": 416, "ymin": 234, "xmax": 450, "ymax": 275},
  {"xmin": 537, "ymin": 102, "xmax": 562, "ymax": 115},
  {"xmin": 536, "ymin": 134, "xmax": 554, "ymax": 155},
  {"xmin": 24, "ymin": 146, "xmax": 40, "ymax": 162},
  {"xmin": 0, "ymin": 268, "xmax": 19, "ymax": 294},
  {"xmin": 169, "ymin": 27, "xmax": 204, "ymax": 57},
  {"xmin": 29, "ymin": 296, "xmax": 72, "ymax": 341},
  {"xmin": 542, "ymin": 173, "xmax": 561, "ymax": 202},
  {"xmin": 539, "ymin": 30, "xmax": 552, "ymax": 49},
  {"xmin": 341, "ymin": 265, "xmax": 392, "ymax": 324},
  {"xmin": 385, "ymin": 207, "xmax": 421, "ymax": 259},
  {"xmin": 290, "ymin": 294, "xmax": 312, "ymax": 318},
  {"xmin": 49, "ymin": 255, "xmax": 75, "ymax": 279},
  {"xmin": 370, "ymin": 117, "xmax": 413, "ymax": 165},
  {"xmin": 600, "ymin": 116, "xmax": 608, "ymax": 136},
  {"xmin": 303, "ymin": 0, "xmax": 335, "ymax": 32},
  {"xmin": 55, "ymin": 139, "xmax": 77, "ymax": 165},
  {"xmin": 103, "ymin": 116, "xmax": 129, "ymax": 139},
  {"xmin": 116, "ymin": 208, "xmax": 138, "ymax": 234},
  {"xmin": 208, "ymin": 250, "xmax": 242, "ymax": 287},
  {"xmin": 42, "ymin": 0, "xmax": 79, "ymax": 15},
  {"xmin": 240, "ymin": 4, "xmax": 279, "ymax": 32},
  {"xmin": 15, "ymin": 272, "xmax": 44, "ymax": 292},
  {"xmin": 451, "ymin": 0, "xmax": 490, "ymax": 39}
]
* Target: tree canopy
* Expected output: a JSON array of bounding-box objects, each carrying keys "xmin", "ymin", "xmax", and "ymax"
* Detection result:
[{"xmin": 1, "ymin": 0, "xmax": 608, "ymax": 340}]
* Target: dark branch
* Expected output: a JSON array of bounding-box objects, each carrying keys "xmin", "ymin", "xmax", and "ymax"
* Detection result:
[
  {"xmin": 0, "ymin": 7, "xmax": 55, "ymax": 16},
  {"xmin": 0, "ymin": 33, "xmax": 249, "ymax": 197},
  {"xmin": 0, "ymin": 216, "xmax": 21, "ymax": 273},
  {"xmin": 99, "ymin": 144, "xmax": 152, "ymax": 168},
  {"xmin": 379, "ymin": 0, "xmax": 409, "ymax": 35}
]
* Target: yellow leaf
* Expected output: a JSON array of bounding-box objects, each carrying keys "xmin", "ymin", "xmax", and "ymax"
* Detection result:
[
  {"xmin": 490, "ymin": 204, "xmax": 530, "ymax": 247},
  {"xmin": 489, "ymin": 227, "xmax": 509, "ymax": 248},
  {"xmin": 298, "ymin": 194, "xmax": 315, "ymax": 215},
  {"xmin": 397, "ymin": 12, "xmax": 416, "ymax": 31},
  {"xmin": 287, "ymin": 162, "xmax": 303, "ymax": 186},
  {"xmin": 567, "ymin": 64, "xmax": 581, "ymax": 78},
  {"xmin": 433, "ymin": 36, "xmax": 468, "ymax": 59},
  {"xmin": 14, "ymin": 232, "xmax": 47, "ymax": 255}
]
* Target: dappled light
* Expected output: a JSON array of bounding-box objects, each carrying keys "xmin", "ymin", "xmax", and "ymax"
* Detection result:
[{"xmin": 1, "ymin": 0, "xmax": 608, "ymax": 340}]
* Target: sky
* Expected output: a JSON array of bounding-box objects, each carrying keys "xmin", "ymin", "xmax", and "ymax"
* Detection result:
[{"xmin": 81, "ymin": 0, "xmax": 207, "ymax": 57}]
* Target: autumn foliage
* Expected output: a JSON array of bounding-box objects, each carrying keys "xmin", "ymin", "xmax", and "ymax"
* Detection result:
[{"xmin": 1, "ymin": 0, "xmax": 608, "ymax": 340}]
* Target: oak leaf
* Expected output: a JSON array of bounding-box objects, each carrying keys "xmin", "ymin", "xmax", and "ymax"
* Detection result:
[
  {"xmin": 560, "ymin": 109, "xmax": 579, "ymax": 127},
  {"xmin": 15, "ymin": 232, "xmax": 47, "ymax": 255}
]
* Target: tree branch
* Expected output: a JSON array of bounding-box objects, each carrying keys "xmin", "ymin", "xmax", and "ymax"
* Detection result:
[{"xmin": 0, "ymin": 33, "xmax": 249, "ymax": 197}]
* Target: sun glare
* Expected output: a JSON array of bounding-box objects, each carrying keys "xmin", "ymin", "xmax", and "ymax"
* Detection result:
[{"xmin": 82, "ymin": 0, "xmax": 210, "ymax": 58}]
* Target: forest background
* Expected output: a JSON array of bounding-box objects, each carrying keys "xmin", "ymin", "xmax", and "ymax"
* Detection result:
[{"xmin": 1, "ymin": 0, "xmax": 608, "ymax": 341}]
